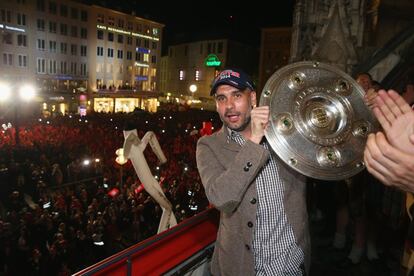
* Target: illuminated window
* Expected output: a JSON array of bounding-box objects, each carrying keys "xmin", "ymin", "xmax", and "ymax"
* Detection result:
[
  {"xmin": 195, "ymin": 70, "xmax": 201, "ymax": 81},
  {"xmin": 179, "ymin": 70, "xmax": 185, "ymax": 81},
  {"xmin": 142, "ymin": 67, "xmax": 149, "ymax": 75},
  {"xmin": 96, "ymin": 63, "xmax": 102, "ymax": 73},
  {"xmin": 143, "ymin": 53, "xmax": 149, "ymax": 62}
]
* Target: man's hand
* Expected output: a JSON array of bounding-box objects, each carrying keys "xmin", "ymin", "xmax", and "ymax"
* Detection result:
[{"xmin": 249, "ymin": 105, "xmax": 270, "ymax": 144}]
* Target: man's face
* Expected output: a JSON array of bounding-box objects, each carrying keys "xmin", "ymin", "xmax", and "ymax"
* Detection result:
[
  {"xmin": 356, "ymin": 74, "xmax": 372, "ymax": 93},
  {"xmin": 214, "ymin": 84, "xmax": 256, "ymax": 132}
]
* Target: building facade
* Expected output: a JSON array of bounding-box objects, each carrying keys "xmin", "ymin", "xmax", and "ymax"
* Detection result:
[
  {"xmin": 159, "ymin": 39, "xmax": 257, "ymax": 110},
  {"xmin": 0, "ymin": 0, "xmax": 163, "ymax": 115},
  {"xmin": 258, "ymin": 27, "xmax": 291, "ymax": 96}
]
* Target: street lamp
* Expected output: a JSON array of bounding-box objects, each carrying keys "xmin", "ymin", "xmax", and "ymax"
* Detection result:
[
  {"xmin": 0, "ymin": 82, "xmax": 36, "ymax": 145},
  {"xmin": 189, "ymin": 84, "xmax": 197, "ymax": 94}
]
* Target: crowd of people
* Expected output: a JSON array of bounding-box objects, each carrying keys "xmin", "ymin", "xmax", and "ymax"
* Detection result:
[{"xmin": 0, "ymin": 109, "xmax": 219, "ymax": 275}]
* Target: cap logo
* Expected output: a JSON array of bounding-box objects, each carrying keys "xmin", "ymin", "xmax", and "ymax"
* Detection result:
[{"xmin": 217, "ymin": 70, "xmax": 240, "ymax": 81}]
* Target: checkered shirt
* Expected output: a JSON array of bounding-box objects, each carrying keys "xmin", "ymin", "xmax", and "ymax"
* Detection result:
[{"xmin": 229, "ymin": 130, "xmax": 305, "ymax": 275}]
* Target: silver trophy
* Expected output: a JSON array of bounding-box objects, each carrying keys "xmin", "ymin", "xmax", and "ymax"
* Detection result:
[{"xmin": 260, "ymin": 61, "xmax": 378, "ymax": 180}]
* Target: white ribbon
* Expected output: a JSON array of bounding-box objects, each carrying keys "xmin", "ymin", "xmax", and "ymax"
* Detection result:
[{"xmin": 123, "ymin": 130, "xmax": 177, "ymax": 233}]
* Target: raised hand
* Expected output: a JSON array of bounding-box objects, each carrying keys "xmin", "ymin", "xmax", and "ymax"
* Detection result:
[
  {"xmin": 249, "ymin": 105, "xmax": 270, "ymax": 144},
  {"xmin": 364, "ymin": 132, "xmax": 414, "ymax": 191},
  {"xmin": 372, "ymin": 90, "xmax": 414, "ymax": 154}
]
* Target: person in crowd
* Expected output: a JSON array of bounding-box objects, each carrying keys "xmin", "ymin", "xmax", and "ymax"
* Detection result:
[
  {"xmin": 332, "ymin": 72, "xmax": 382, "ymax": 265},
  {"xmin": 196, "ymin": 68, "xmax": 310, "ymax": 275}
]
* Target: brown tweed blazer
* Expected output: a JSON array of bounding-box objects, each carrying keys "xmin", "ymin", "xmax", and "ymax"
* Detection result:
[{"xmin": 196, "ymin": 127, "xmax": 310, "ymax": 276}]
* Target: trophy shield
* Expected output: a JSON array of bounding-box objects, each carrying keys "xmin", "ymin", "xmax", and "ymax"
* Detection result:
[{"xmin": 260, "ymin": 61, "xmax": 378, "ymax": 180}]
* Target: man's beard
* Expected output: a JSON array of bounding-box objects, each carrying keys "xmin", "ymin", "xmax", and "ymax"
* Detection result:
[{"xmin": 225, "ymin": 115, "xmax": 251, "ymax": 132}]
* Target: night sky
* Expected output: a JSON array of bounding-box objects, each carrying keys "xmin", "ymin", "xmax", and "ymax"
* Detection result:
[{"xmin": 81, "ymin": 0, "xmax": 296, "ymax": 53}]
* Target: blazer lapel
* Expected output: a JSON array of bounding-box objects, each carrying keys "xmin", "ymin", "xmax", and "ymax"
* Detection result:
[{"xmin": 217, "ymin": 127, "xmax": 242, "ymax": 152}]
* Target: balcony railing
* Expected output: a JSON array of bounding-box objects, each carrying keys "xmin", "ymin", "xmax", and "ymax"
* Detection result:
[{"xmin": 73, "ymin": 208, "xmax": 219, "ymax": 276}]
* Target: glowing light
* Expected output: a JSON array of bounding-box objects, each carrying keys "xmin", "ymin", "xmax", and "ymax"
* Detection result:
[
  {"xmin": 108, "ymin": 187, "xmax": 120, "ymax": 197},
  {"xmin": 0, "ymin": 83, "xmax": 11, "ymax": 102},
  {"xmin": 115, "ymin": 148, "xmax": 128, "ymax": 165},
  {"xmin": 189, "ymin": 84, "xmax": 197, "ymax": 93},
  {"xmin": 83, "ymin": 159, "xmax": 90, "ymax": 166},
  {"xmin": 19, "ymin": 84, "xmax": 36, "ymax": 101}
]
